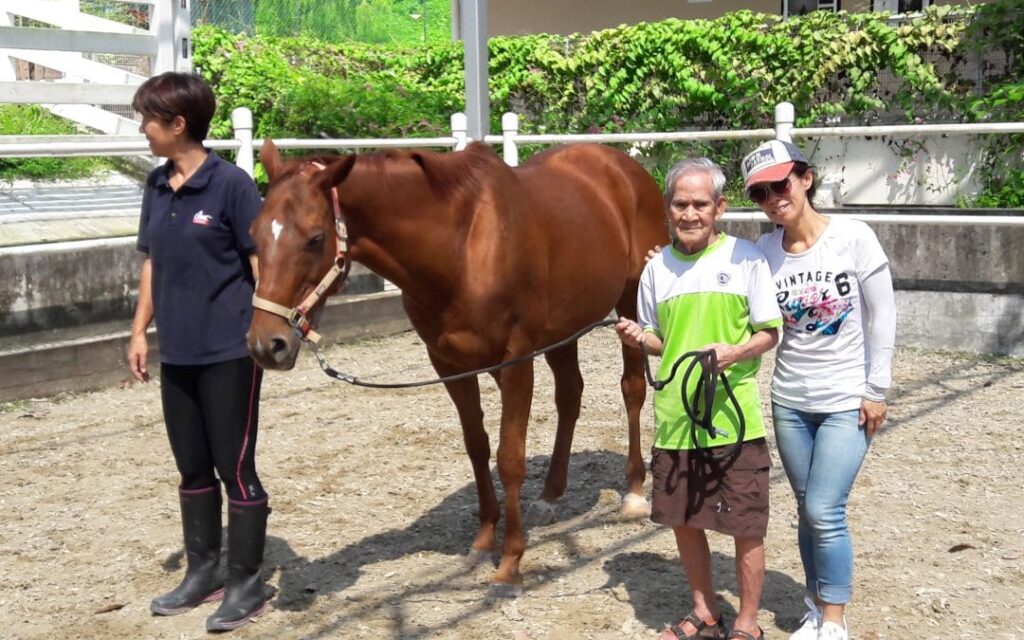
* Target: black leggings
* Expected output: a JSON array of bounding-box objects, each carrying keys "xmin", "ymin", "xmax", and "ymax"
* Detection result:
[{"xmin": 160, "ymin": 356, "xmax": 266, "ymax": 502}]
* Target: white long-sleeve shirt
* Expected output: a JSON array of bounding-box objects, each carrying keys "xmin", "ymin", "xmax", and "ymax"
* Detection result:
[{"xmin": 756, "ymin": 217, "xmax": 896, "ymax": 412}]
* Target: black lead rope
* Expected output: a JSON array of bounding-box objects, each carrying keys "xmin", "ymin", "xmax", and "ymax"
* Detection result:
[
  {"xmin": 308, "ymin": 318, "xmax": 618, "ymax": 389},
  {"xmin": 307, "ymin": 318, "xmax": 742, "ymax": 460},
  {"xmin": 641, "ymin": 346, "xmax": 746, "ymax": 462}
]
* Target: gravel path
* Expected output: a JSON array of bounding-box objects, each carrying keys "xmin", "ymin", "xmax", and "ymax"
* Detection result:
[{"xmin": 1, "ymin": 327, "xmax": 1022, "ymax": 639}]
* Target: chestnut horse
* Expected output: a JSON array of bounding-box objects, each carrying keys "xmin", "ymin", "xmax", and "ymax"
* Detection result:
[{"xmin": 247, "ymin": 140, "xmax": 666, "ymax": 595}]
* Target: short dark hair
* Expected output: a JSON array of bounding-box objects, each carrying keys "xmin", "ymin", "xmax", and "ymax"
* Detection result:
[
  {"xmin": 792, "ymin": 161, "xmax": 817, "ymax": 204},
  {"xmin": 132, "ymin": 72, "xmax": 216, "ymax": 142}
]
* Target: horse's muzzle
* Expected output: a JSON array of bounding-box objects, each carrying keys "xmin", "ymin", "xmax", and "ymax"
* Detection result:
[{"xmin": 246, "ymin": 329, "xmax": 300, "ymax": 371}]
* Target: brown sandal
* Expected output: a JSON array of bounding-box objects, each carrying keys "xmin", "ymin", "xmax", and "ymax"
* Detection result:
[
  {"xmin": 660, "ymin": 611, "xmax": 726, "ymax": 639},
  {"xmin": 726, "ymin": 627, "xmax": 764, "ymax": 640}
]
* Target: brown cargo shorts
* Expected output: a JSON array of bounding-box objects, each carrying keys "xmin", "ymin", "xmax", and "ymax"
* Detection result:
[{"xmin": 650, "ymin": 438, "xmax": 771, "ymax": 538}]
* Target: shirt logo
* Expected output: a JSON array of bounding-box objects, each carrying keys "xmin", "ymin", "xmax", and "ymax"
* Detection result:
[
  {"xmin": 716, "ymin": 271, "xmax": 731, "ymax": 286},
  {"xmin": 191, "ymin": 210, "xmax": 212, "ymax": 226}
]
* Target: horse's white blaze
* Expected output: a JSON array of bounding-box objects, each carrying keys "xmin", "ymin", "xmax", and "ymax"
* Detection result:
[{"xmin": 271, "ymin": 219, "xmax": 283, "ymax": 242}]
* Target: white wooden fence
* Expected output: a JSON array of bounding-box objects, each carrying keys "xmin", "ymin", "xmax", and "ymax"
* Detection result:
[{"xmin": 0, "ymin": 0, "xmax": 190, "ymax": 134}]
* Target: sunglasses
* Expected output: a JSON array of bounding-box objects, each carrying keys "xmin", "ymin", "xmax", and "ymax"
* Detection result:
[{"xmin": 747, "ymin": 175, "xmax": 794, "ymax": 204}]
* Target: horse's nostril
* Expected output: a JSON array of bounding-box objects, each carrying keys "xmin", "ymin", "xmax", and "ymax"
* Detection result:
[{"xmin": 270, "ymin": 337, "xmax": 289, "ymax": 357}]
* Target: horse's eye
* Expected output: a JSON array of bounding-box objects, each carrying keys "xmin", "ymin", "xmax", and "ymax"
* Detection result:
[{"xmin": 305, "ymin": 232, "xmax": 325, "ymax": 251}]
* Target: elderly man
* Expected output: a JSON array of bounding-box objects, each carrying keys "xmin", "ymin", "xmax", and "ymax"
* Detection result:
[{"xmin": 616, "ymin": 158, "xmax": 781, "ymax": 640}]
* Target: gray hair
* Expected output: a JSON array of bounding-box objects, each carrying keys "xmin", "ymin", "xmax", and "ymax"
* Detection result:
[{"xmin": 663, "ymin": 157, "xmax": 727, "ymax": 202}]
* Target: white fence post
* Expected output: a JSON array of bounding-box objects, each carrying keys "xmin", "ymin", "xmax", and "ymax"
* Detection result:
[
  {"xmin": 501, "ymin": 112, "xmax": 519, "ymax": 167},
  {"xmin": 775, "ymin": 102, "xmax": 795, "ymax": 142},
  {"xmin": 451, "ymin": 112, "xmax": 468, "ymax": 151},
  {"xmin": 150, "ymin": 1, "xmax": 173, "ymax": 74},
  {"xmin": 174, "ymin": 0, "xmax": 193, "ymax": 73},
  {"xmin": 231, "ymin": 107, "xmax": 254, "ymax": 178},
  {"xmin": 0, "ymin": 6, "xmax": 15, "ymax": 82}
]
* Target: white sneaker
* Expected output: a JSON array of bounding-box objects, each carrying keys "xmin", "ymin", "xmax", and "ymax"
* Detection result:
[
  {"xmin": 788, "ymin": 596, "xmax": 821, "ymax": 640},
  {"xmin": 817, "ymin": 619, "xmax": 848, "ymax": 640}
]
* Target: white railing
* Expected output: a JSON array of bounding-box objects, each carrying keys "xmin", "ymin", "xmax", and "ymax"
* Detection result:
[
  {"xmin": 1, "ymin": 104, "xmax": 1022, "ymax": 225},
  {"xmin": 0, "ymin": 112, "xmax": 469, "ymax": 159},
  {"xmin": 487, "ymin": 103, "xmax": 1024, "ymax": 168},
  {"xmin": 721, "ymin": 211, "xmax": 1024, "ymax": 226}
]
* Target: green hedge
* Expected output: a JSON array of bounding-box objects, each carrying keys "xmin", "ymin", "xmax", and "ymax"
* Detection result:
[
  {"xmin": 194, "ymin": 6, "xmax": 982, "ymax": 137},
  {"xmin": 7, "ymin": 3, "xmax": 1022, "ymax": 206},
  {"xmin": 192, "ymin": 4, "xmax": 1023, "ymax": 205}
]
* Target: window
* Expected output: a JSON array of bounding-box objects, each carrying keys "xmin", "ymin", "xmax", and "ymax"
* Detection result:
[
  {"xmin": 782, "ymin": 0, "xmax": 840, "ymax": 19},
  {"xmin": 898, "ymin": 0, "xmax": 929, "ymax": 12},
  {"xmin": 871, "ymin": 0, "xmax": 930, "ymax": 12}
]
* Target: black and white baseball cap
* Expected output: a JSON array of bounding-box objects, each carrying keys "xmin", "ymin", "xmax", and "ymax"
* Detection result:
[{"xmin": 742, "ymin": 140, "xmax": 809, "ymax": 188}]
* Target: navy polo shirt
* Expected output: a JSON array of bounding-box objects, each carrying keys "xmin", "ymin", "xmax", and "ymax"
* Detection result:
[{"xmin": 137, "ymin": 152, "xmax": 262, "ymax": 365}]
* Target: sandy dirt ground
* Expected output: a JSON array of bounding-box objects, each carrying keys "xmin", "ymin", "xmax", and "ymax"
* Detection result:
[{"xmin": 2, "ymin": 327, "xmax": 1022, "ymax": 640}]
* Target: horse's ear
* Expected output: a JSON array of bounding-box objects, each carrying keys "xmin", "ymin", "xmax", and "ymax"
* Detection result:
[
  {"xmin": 410, "ymin": 152, "xmax": 430, "ymax": 174},
  {"xmin": 313, "ymin": 155, "xmax": 356, "ymax": 191},
  {"xmin": 260, "ymin": 139, "xmax": 284, "ymax": 182}
]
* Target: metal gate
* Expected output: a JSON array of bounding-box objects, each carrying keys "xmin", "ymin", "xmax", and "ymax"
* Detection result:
[{"xmin": 0, "ymin": 0, "xmax": 191, "ymax": 134}]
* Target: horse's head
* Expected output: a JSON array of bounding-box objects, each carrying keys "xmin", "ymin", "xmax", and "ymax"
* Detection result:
[{"xmin": 247, "ymin": 140, "xmax": 355, "ymax": 370}]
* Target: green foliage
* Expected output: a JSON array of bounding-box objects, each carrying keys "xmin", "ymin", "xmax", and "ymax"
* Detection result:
[
  {"xmin": 193, "ymin": 26, "xmax": 460, "ymax": 142},
  {"xmin": 260, "ymin": 71, "xmax": 455, "ymax": 139},
  {"xmin": 80, "ymin": 0, "xmax": 147, "ymax": 28},
  {"xmin": 972, "ymin": 167, "xmax": 1024, "ymax": 208},
  {"xmin": 958, "ymin": 0, "xmax": 1024, "ymax": 206},
  {"xmin": 193, "ymin": 6, "xmax": 983, "ymax": 195},
  {"xmin": 252, "ymin": 0, "xmax": 451, "ymax": 45},
  {"xmin": 0, "ymin": 106, "xmax": 113, "ymax": 181},
  {"xmin": 192, "ymin": 4, "xmax": 1022, "ymax": 206}
]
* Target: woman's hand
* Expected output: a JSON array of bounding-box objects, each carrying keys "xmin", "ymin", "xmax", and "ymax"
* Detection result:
[
  {"xmin": 646, "ymin": 244, "xmax": 663, "ymax": 262},
  {"xmin": 128, "ymin": 333, "xmax": 150, "ymax": 382},
  {"xmin": 860, "ymin": 399, "xmax": 887, "ymax": 436}
]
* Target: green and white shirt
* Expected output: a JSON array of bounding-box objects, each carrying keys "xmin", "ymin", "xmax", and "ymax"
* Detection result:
[{"xmin": 638, "ymin": 234, "xmax": 782, "ymax": 450}]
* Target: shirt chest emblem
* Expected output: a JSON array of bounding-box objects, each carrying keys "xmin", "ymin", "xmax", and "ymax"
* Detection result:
[
  {"xmin": 716, "ymin": 271, "xmax": 731, "ymax": 286},
  {"xmin": 191, "ymin": 210, "xmax": 212, "ymax": 226}
]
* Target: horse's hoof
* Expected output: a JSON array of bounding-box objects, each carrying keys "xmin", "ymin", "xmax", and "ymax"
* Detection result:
[
  {"xmin": 619, "ymin": 493, "xmax": 650, "ymax": 519},
  {"xmin": 524, "ymin": 499, "xmax": 557, "ymax": 527},
  {"xmin": 486, "ymin": 582, "xmax": 523, "ymax": 599},
  {"xmin": 464, "ymin": 548, "xmax": 496, "ymax": 568}
]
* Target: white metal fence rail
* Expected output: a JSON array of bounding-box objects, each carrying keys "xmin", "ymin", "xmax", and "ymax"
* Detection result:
[{"xmin": 1, "ymin": 104, "xmax": 1022, "ymax": 226}]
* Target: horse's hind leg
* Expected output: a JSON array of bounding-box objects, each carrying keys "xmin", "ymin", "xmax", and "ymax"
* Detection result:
[
  {"xmin": 617, "ymin": 299, "xmax": 651, "ymax": 519},
  {"xmin": 433, "ymin": 355, "xmax": 500, "ymax": 567},
  {"xmin": 525, "ymin": 341, "xmax": 583, "ymax": 527}
]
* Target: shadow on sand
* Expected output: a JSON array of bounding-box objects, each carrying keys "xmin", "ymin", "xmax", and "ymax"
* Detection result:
[{"xmin": 241, "ymin": 449, "xmax": 811, "ymax": 638}]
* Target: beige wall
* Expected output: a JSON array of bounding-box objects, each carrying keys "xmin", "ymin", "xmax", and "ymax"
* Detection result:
[
  {"xmin": 488, "ymin": 0, "xmax": 777, "ymax": 36},
  {"xmin": 485, "ymin": 0, "xmax": 985, "ymax": 36}
]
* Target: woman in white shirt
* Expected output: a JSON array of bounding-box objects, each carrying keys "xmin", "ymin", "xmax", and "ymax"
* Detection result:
[{"xmin": 742, "ymin": 140, "xmax": 896, "ymax": 640}]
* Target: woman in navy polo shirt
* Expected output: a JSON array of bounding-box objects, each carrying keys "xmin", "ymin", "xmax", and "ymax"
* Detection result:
[{"xmin": 126, "ymin": 72, "xmax": 270, "ymax": 632}]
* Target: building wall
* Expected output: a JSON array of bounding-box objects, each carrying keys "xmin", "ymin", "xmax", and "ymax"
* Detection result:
[
  {"xmin": 488, "ymin": 0, "xmax": 777, "ymax": 36},
  {"xmin": 486, "ymin": 0, "xmax": 983, "ymax": 36}
]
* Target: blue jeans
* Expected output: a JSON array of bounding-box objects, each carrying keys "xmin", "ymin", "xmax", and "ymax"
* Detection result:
[{"xmin": 772, "ymin": 402, "xmax": 871, "ymax": 604}]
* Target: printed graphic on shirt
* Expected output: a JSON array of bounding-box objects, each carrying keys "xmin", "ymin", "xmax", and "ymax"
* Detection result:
[
  {"xmin": 191, "ymin": 210, "xmax": 212, "ymax": 226},
  {"xmin": 775, "ymin": 270, "xmax": 853, "ymax": 336}
]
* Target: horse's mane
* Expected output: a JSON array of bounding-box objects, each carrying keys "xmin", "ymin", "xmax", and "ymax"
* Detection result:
[
  {"xmin": 275, "ymin": 154, "xmax": 345, "ymax": 180},
  {"xmin": 273, "ymin": 143, "xmax": 499, "ymax": 201},
  {"xmin": 361, "ymin": 142, "xmax": 498, "ymax": 199}
]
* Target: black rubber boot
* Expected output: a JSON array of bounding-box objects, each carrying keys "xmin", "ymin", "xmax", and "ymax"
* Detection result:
[
  {"xmin": 205, "ymin": 499, "xmax": 270, "ymax": 632},
  {"xmin": 150, "ymin": 487, "xmax": 224, "ymax": 616}
]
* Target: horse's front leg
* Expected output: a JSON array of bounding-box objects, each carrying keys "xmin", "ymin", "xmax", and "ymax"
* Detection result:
[
  {"xmin": 620, "ymin": 341, "xmax": 651, "ymax": 518},
  {"xmin": 432, "ymin": 355, "xmax": 500, "ymax": 566},
  {"xmin": 489, "ymin": 357, "xmax": 535, "ymax": 598}
]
